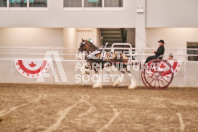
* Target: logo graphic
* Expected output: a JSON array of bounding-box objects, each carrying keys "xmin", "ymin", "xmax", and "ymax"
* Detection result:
[
  {"xmin": 14, "ymin": 59, "xmax": 51, "ymax": 78},
  {"xmin": 13, "ymin": 50, "xmax": 182, "ymax": 86}
]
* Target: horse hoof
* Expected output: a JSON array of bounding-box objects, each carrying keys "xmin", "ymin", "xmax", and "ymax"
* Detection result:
[
  {"xmin": 93, "ymin": 83, "xmax": 102, "ymax": 88},
  {"xmin": 113, "ymin": 81, "xmax": 121, "ymax": 87},
  {"xmin": 113, "ymin": 78, "xmax": 122, "ymax": 87},
  {"xmin": 128, "ymin": 84, "xmax": 136, "ymax": 89},
  {"xmin": 113, "ymin": 83, "xmax": 119, "ymax": 87}
]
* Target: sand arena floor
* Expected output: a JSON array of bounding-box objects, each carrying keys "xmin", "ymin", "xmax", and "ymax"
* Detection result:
[{"xmin": 0, "ymin": 84, "xmax": 197, "ymax": 132}]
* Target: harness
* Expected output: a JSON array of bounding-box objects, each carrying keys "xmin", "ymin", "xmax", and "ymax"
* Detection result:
[
  {"xmin": 101, "ymin": 44, "xmax": 107, "ymax": 68},
  {"xmin": 87, "ymin": 43, "xmax": 108, "ymax": 68}
]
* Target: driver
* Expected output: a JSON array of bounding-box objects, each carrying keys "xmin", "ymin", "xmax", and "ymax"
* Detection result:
[{"xmin": 145, "ymin": 40, "xmax": 165, "ymax": 63}]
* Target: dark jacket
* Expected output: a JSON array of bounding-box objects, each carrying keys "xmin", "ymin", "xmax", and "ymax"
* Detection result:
[{"xmin": 155, "ymin": 45, "xmax": 165, "ymax": 57}]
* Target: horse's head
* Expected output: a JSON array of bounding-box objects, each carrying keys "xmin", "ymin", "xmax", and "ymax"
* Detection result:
[
  {"xmin": 78, "ymin": 39, "xmax": 88, "ymax": 53},
  {"xmin": 78, "ymin": 39, "xmax": 99, "ymax": 54}
]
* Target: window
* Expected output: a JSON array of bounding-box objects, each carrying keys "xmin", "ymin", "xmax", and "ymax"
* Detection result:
[
  {"xmin": 0, "ymin": 0, "xmax": 7, "ymax": 7},
  {"xmin": 84, "ymin": 0, "xmax": 102, "ymax": 7},
  {"xmin": 64, "ymin": 0, "xmax": 82, "ymax": 7},
  {"xmin": 0, "ymin": 0, "xmax": 48, "ymax": 8},
  {"xmin": 187, "ymin": 42, "xmax": 198, "ymax": 61},
  {"xmin": 29, "ymin": 0, "xmax": 47, "ymax": 7},
  {"xmin": 104, "ymin": 0, "xmax": 123, "ymax": 7},
  {"xmin": 64, "ymin": 0, "xmax": 123, "ymax": 8},
  {"xmin": 9, "ymin": 0, "xmax": 27, "ymax": 7}
]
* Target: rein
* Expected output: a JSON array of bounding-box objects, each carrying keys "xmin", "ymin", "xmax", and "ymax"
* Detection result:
[
  {"xmin": 84, "ymin": 41, "xmax": 128, "ymax": 66},
  {"xmin": 87, "ymin": 42, "xmax": 99, "ymax": 52}
]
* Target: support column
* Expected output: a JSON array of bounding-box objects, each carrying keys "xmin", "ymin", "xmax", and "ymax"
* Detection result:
[
  {"xmin": 63, "ymin": 28, "xmax": 77, "ymax": 48},
  {"xmin": 135, "ymin": 0, "xmax": 146, "ymax": 49},
  {"xmin": 63, "ymin": 28, "xmax": 77, "ymax": 59}
]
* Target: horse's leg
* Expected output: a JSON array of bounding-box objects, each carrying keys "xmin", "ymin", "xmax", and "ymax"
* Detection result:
[
  {"xmin": 82, "ymin": 65, "xmax": 90, "ymax": 75},
  {"xmin": 126, "ymin": 70, "xmax": 137, "ymax": 89},
  {"xmin": 82, "ymin": 61, "xmax": 91, "ymax": 75},
  {"xmin": 92, "ymin": 70, "xmax": 102, "ymax": 88},
  {"xmin": 113, "ymin": 71, "xmax": 125, "ymax": 87},
  {"xmin": 92, "ymin": 61, "xmax": 103, "ymax": 88},
  {"xmin": 104, "ymin": 62, "xmax": 112, "ymax": 74},
  {"xmin": 113, "ymin": 53, "xmax": 128, "ymax": 87}
]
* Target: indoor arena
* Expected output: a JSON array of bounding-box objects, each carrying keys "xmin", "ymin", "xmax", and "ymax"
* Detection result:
[{"xmin": 0, "ymin": 0, "xmax": 198, "ymax": 132}]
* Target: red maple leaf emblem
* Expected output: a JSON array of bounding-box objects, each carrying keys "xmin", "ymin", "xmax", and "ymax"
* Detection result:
[{"xmin": 29, "ymin": 62, "xmax": 36, "ymax": 67}]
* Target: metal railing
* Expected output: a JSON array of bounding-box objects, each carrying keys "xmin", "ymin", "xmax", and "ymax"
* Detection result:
[
  {"xmin": 0, "ymin": 46, "xmax": 198, "ymax": 61},
  {"xmin": 0, "ymin": 45, "xmax": 197, "ymax": 87}
]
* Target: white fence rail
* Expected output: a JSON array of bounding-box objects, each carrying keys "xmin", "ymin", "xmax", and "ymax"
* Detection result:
[
  {"xmin": 0, "ymin": 45, "xmax": 198, "ymax": 61},
  {"xmin": 0, "ymin": 45, "xmax": 197, "ymax": 87}
]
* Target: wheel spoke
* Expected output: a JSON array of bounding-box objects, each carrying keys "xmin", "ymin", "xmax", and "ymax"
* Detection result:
[
  {"xmin": 160, "ymin": 79, "xmax": 165, "ymax": 87},
  {"xmin": 145, "ymin": 73, "xmax": 155, "ymax": 80},
  {"xmin": 154, "ymin": 79, "xmax": 157, "ymax": 88},
  {"xmin": 158, "ymin": 79, "xmax": 161, "ymax": 88},
  {"xmin": 162, "ymin": 77, "xmax": 170, "ymax": 84},
  {"xmin": 145, "ymin": 77, "xmax": 153, "ymax": 86},
  {"xmin": 143, "ymin": 71, "xmax": 155, "ymax": 88},
  {"xmin": 142, "ymin": 59, "xmax": 174, "ymax": 89},
  {"xmin": 145, "ymin": 75, "xmax": 152, "ymax": 80},
  {"xmin": 149, "ymin": 78, "xmax": 155, "ymax": 85}
]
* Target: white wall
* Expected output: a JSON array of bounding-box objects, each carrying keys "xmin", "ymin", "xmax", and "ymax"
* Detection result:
[
  {"xmin": 146, "ymin": 28, "xmax": 198, "ymax": 49},
  {"xmin": 0, "ymin": 0, "xmax": 136, "ymax": 28},
  {"xmin": 62, "ymin": 28, "xmax": 101, "ymax": 59},
  {"xmin": 63, "ymin": 28, "xmax": 77, "ymax": 48},
  {"xmin": 146, "ymin": 28, "xmax": 198, "ymax": 60},
  {"xmin": 63, "ymin": 28, "xmax": 101, "ymax": 48},
  {"xmin": 1, "ymin": 0, "xmax": 198, "ymax": 28},
  {"xmin": 0, "ymin": 27, "xmax": 100, "ymax": 48},
  {"xmin": 146, "ymin": 0, "xmax": 198, "ymax": 27},
  {"xmin": 0, "ymin": 28, "xmax": 64, "ymax": 47}
]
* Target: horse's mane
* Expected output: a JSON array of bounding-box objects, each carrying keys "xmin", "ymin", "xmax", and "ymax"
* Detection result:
[{"xmin": 86, "ymin": 41, "xmax": 99, "ymax": 51}]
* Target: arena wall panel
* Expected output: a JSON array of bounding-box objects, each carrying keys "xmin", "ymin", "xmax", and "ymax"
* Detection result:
[{"xmin": 0, "ymin": 60, "xmax": 197, "ymax": 87}]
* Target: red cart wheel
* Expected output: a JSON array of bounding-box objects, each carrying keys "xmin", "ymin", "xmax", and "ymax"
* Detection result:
[{"xmin": 141, "ymin": 59, "xmax": 174, "ymax": 90}]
